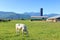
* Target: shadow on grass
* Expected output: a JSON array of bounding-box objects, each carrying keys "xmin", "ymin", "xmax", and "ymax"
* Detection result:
[{"xmin": 15, "ymin": 33, "xmax": 35, "ymax": 40}]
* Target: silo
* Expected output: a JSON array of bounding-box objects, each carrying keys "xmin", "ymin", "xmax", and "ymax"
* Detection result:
[{"xmin": 40, "ymin": 8, "xmax": 43, "ymax": 16}]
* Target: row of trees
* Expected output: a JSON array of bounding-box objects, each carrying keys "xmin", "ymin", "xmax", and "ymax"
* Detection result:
[{"xmin": 0, "ymin": 19, "xmax": 11, "ymax": 22}]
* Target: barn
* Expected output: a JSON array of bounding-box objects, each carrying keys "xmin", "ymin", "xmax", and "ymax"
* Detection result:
[
  {"xmin": 31, "ymin": 8, "xmax": 48, "ymax": 21},
  {"xmin": 31, "ymin": 16, "xmax": 47, "ymax": 21},
  {"xmin": 46, "ymin": 15, "xmax": 60, "ymax": 22}
]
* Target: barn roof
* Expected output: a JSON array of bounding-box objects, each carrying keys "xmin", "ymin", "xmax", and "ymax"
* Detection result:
[
  {"xmin": 31, "ymin": 16, "xmax": 48, "ymax": 20},
  {"xmin": 47, "ymin": 15, "xmax": 60, "ymax": 19}
]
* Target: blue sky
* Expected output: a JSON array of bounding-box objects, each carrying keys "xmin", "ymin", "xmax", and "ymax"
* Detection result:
[{"xmin": 0, "ymin": 0, "xmax": 60, "ymax": 14}]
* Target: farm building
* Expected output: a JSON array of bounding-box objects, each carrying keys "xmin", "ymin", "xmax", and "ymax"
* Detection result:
[
  {"xmin": 46, "ymin": 15, "xmax": 60, "ymax": 22},
  {"xmin": 31, "ymin": 16, "xmax": 47, "ymax": 21},
  {"xmin": 31, "ymin": 8, "xmax": 48, "ymax": 21}
]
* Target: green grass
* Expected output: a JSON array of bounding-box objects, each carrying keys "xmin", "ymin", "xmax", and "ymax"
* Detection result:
[{"xmin": 0, "ymin": 20, "xmax": 60, "ymax": 40}]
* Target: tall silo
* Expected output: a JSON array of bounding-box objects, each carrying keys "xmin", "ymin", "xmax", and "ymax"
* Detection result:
[{"xmin": 40, "ymin": 8, "xmax": 43, "ymax": 16}]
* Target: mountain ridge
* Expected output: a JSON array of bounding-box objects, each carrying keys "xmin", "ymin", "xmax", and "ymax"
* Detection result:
[{"xmin": 0, "ymin": 11, "xmax": 60, "ymax": 19}]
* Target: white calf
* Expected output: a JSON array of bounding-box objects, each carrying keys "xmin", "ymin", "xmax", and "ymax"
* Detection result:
[{"xmin": 16, "ymin": 23, "xmax": 28, "ymax": 35}]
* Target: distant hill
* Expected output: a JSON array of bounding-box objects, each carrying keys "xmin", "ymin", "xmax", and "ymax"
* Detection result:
[
  {"xmin": 24, "ymin": 12, "xmax": 40, "ymax": 16},
  {"xmin": 0, "ymin": 11, "xmax": 15, "ymax": 19},
  {"xmin": 7, "ymin": 14, "xmax": 30, "ymax": 19},
  {"xmin": 0, "ymin": 11, "xmax": 60, "ymax": 19},
  {"xmin": 0, "ymin": 11, "xmax": 30, "ymax": 19},
  {"xmin": 25, "ymin": 12, "xmax": 60, "ymax": 17},
  {"xmin": 44, "ymin": 14, "xmax": 60, "ymax": 17}
]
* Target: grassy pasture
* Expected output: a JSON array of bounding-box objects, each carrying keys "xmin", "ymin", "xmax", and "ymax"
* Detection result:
[{"xmin": 0, "ymin": 20, "xmax": 60, "ymax": 40}]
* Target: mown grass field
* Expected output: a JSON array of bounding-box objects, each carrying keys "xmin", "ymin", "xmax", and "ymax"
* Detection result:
[{"xmin": 0, "ymin": 20, "xmax": 60, "ymax": 40}]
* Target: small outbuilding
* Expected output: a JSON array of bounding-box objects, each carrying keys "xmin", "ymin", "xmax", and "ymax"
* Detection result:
[{"xmin": 46, "ymin": 15, "xmax": 60, "ymax": 22}]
